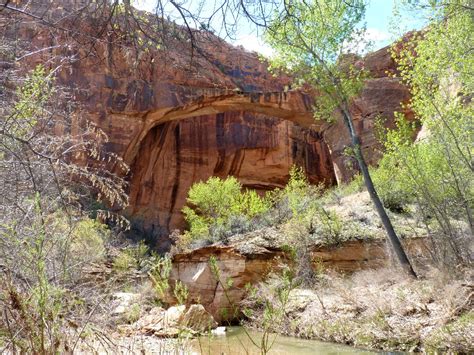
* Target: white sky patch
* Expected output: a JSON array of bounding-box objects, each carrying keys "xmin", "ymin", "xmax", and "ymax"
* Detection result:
[
  {"xmin": 232, "ymin": 34, "xmax": 275, "ymax": 58},
  {"xmin": 344, "ymin": 27, "xmax": 393, "ymax": 54},
  {"xmin": 365, "ymin": 28, "xmax": 392, "ymax": 45},
  {"xmin": 233, "ymin": 27, "xmax": 393, "ymax": 60}
]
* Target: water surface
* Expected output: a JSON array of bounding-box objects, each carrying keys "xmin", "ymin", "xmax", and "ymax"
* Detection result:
[{"xmin": 192, "ymin": 326, "xmax": 382, "ymax": 354}]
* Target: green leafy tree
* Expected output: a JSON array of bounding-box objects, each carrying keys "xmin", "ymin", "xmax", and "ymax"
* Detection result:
[
  {"xmin": 375, "ymin": 0, "xmax": 473, "ymax": 265},
  {"xmin": 264, "ymin": 0, "xmax": 417, "ymax": 277}
]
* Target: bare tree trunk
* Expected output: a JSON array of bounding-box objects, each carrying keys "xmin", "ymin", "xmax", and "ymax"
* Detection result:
[{"xmin": 340, "ymin": 107, "xmax": 417, "ymax": 278}]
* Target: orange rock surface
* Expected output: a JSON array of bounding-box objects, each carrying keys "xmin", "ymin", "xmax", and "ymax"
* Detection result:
[
  {"xmin": 169, "ymin": 228, "xmax": 427, "ymax": 322},
  {"xmin": 5, "ymin": 3, "xmax": 413, "ymax": 248}
]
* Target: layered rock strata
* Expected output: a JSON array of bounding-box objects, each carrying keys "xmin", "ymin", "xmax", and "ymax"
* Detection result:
[
  {"xmin": 4, "ymin": 2, "xmax": 413, "ymax": 247},
  {"xmin": 169, "ymin": 228, "xmax": 427, "ymax": 322}
]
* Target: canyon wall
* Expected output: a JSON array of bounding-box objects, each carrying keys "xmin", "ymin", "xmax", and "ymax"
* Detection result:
[
  {"xmin": 127, "ymin": 113, "xmax": 334, "ymax": 249},
  {"xmin": 4, "ymin": 3, "xmax": 412, "ymax": 249}
]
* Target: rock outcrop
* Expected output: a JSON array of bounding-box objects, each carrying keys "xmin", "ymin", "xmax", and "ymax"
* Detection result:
[
  {"xmin": 5, "ymin": 2, "xmax": 413, "ymax": 248},
  {"xmin": 124, "ymin": 304, "xmax": 217, "ymax": 337},
  {"xmin": 169, "ymin": 228, "xmax": 427, "ymax": 322}
]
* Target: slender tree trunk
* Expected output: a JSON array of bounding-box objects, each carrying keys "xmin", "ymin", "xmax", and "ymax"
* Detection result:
[{"xmin": 340, "ymin": 107, "xmax": 417, "ymax": 278}]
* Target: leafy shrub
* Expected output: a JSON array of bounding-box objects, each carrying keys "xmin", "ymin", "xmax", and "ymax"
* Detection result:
[
  {"xmin": 284, "ymin": 165, "xmax": 312, "ymax": 216},
  {"xmin": 149, "ymin": 255, "xmax": 172, "ymax": 299},
  {"xmin": 173, "ymin": 281, "xmax": 189, "ymax": 305},
  {"xmin": 318, "ymin": 209, "xmax": 343, "ymax": 244},
  {"xmin": 113, "ymin": 250, "xmax": 137, "ymax": 272},
  {"xmin": 181, "ymin": 176, "xmax": 270, "ymax": 245},
  {"xmin": 124, "ymin": 303, "xmax": 142, "ymax": 324},
  {"xmin": 112, "ymin": 241, "xmax": 150, "ymax": 273},
  {"xmin": 69, "ymin": 218, "xmax": 109, "ymax": 265}
]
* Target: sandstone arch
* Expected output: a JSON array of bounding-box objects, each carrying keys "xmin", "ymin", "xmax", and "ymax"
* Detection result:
[
  {"xmin": 122, "ymin": 90, "xmax": 328, "ymax": 167},
  {"xmin": 124, "ymin": 106, "xmax": 336, "ymax": 251}
]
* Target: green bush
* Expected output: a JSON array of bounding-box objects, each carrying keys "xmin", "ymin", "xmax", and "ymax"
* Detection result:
[
  {"xmin": 113, "ymin": 251, "xmax": 137, "ymax": 272},
  {"xmin": 318, "ymin": 209, "xmax": 343, "ymax": 244},
  {"xmin": 124, "ymin": 303, "xmax": 142, "ymax": 324},
  {"xmin": 69, "ymin": 218, "xmax": 109, "ymax": 264},
  {"xmin": 173, "ymin": 280, "xmax": 189, "ymax": 305},
  {"xmin": 149, "ymin": 255, "xmax": 172, "ymax": 299},
  {"xmin": 181, "ymin": 176, "xmax": 270, "ymax": 244},
  {"xmin": 371, "ymin": 162, "xmax": 413, "ymax": 213}
]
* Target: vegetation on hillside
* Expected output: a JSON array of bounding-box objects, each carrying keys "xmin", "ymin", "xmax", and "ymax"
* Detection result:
[
  {"xmin": 374, "ymin": 0, "xmax": 473, "ymax": 267},
  {"xmin": 0, "ymin": 0, "xmax": 472, "ymax": 353},
  {"xmin": 0, "ymin": 46, "xmax": 130, "ymax": 353}
]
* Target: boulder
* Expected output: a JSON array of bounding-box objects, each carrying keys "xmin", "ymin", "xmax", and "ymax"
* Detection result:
[
  {"xmin": 286, "ymin": 289, "xmax": 317, "ymax": 315},
  {"xmin": 129, "ymin": 305, "xmax": 217, "ymax": 337},
  {"xmin": 179, "ymin": 304, "xmax": 218, "ymax": 333},
  {"xmin": 111, "ymin": 292, "xmax": 141, "ymax": 316},
  {"xmin": 132, "ymin": 306, "xmax": 168, "ymax": 335}
]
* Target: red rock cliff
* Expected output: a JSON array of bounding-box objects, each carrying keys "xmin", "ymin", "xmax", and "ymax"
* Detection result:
[{"xmin": 3, "ymin": 2, "xmax": 412, "ymax": 249}]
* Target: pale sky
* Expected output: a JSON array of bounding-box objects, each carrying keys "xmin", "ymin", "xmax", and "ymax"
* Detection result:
[{"xmin": 133, "ymin": 0, "xmax": 425, "ymax": 57}]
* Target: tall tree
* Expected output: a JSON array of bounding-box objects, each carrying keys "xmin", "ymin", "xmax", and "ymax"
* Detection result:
[
  {"xmin": 264, "ymin": 0, "xmax": 417, "ymax": 277},
  {"xmin": 378, "ymin": 0, "xmax": 473, "ymax": 266}
]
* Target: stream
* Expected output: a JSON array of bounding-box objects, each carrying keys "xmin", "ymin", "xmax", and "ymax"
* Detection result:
[{"xmin": 191, "ymin": 326, "xmax": 397, "ymax": 354}]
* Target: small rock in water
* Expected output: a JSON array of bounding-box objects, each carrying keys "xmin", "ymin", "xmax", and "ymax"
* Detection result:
[
  {"xmin": 211, "ymin": 326, "xmax": 226, "ymax": 336},
  {"xmin": 180, "ymin": 304, "xmax": 218, "ymax": 333}
]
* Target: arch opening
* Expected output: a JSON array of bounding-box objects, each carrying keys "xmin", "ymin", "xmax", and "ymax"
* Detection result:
[
  {"xmin": 124, "ymin": 109, "xmax": 336, "ymax": 251},
  {"xmin": 122, "ymin": 90, "xmax": 329, "ymax": 167}
]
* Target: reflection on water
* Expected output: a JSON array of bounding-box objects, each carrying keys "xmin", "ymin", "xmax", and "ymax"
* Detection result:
[{"xmin": 191, "ymin": 326, "xmax": 380, "ymax": 355}]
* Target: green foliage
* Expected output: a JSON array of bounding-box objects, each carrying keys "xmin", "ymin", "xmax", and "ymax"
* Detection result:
[
  {"xmin": 237, "ymin": 190, "xmax": 270, "ymax": 219},
  {"xmin": 0, "ymin": 195, "xmax": 66, "ymax": 353},
  {"xmin": 68, "ymin": 217, "xmax": 109, "ymax": 265},
  {"xmin": 13, "ymin": 65, "xmax": 54, "ymax": 136},
  {"xmin": 173, "ymin": 281, "xmax": 189, "ymax": 306},
  {"xmin": 381, "ymin": 1, "xmax": 474, "ymax": 264},
  {"xmin": 265, "ymin": 0, "xmax": 368, "ymax": 121},
  {"xmin": 284, "ymin": 166, "xmax": 312, "ymax": 216},
  {"xmin": 184, "ymin": 176, "xmax": 242, "ymax": 221},
  {"xmin": 113, "ymin": 241, "xmax": 150, "ymax": 273},
  {"xmin": 319, "ymin": 209, "xmax": 344, "ymax": 244},
  {"xmin": 113, "ymin": 250, "xmax": 138, "ymax": 272},
  {"xmin": 182, "ymin": 176, "xmax": 270, "ymax": 244},
  {"xmin": 124, "ymin": 303, "xmax": 141, "ymax": 324},
  {"xmin": 149, "ymin": 255, "xmax": 172, "ymax": 299}
]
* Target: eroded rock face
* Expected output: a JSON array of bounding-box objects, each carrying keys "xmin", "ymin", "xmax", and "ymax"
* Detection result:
[
  {"xmin": 6, "ymin": 3, "xmax": 413, "ymax": 248},
  {"xmin": 169, "ymin": 228, "xmax": 428, "ymax": 322},
  {"xmin": 170, "ymin": 244, "xmax": 278, "ymax": 322},
  {"xmin": 325, "ymin": 77, "xmax": 413, "ymax": 183},
  {"xmin": 127, "ymin": 112, "xmax": 335, "ymax": 249},
  {"xmin": 324, "ymin": 48, "xmax": 414, "ymax": 184}
]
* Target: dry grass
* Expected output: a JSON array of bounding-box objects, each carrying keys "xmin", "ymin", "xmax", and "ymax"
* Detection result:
[{"xmin": 244, "ymin": 267, "xmax": 473, "ymax": 353}]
